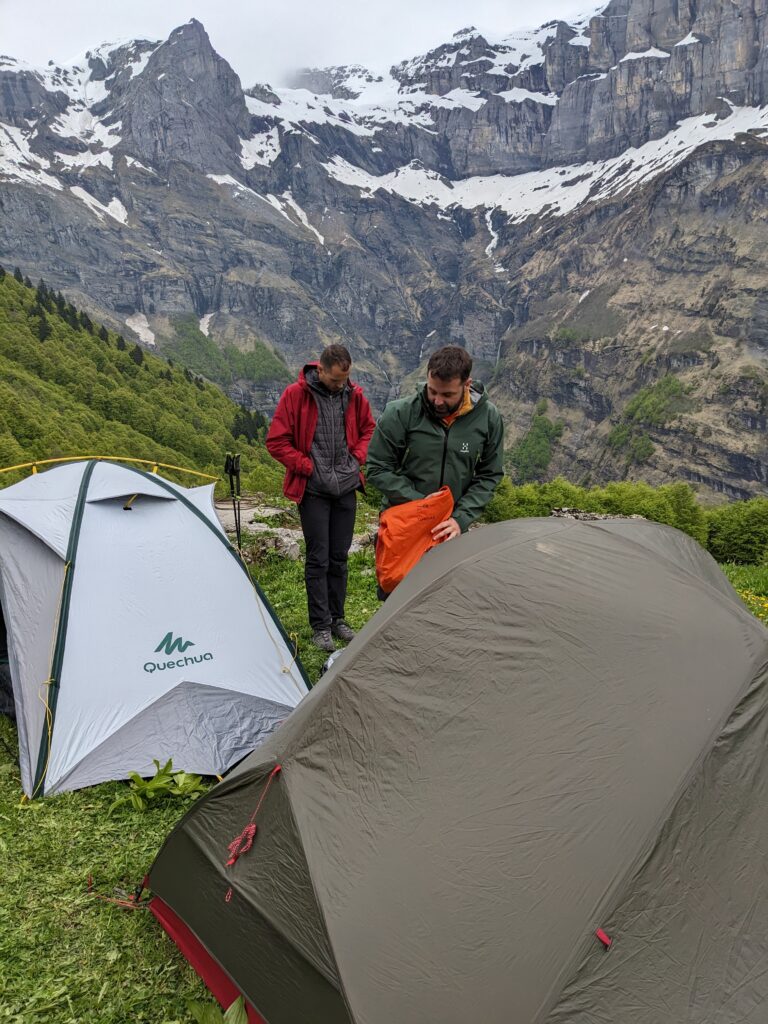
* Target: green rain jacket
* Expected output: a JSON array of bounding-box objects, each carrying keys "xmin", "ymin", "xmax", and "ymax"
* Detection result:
[{"xmin": 366, "ymin": 383, "xmax": 504, "ymax": 533}]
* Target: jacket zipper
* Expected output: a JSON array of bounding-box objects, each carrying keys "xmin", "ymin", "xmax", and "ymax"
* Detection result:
[{"xmin": 439, "ymin": 426, "xmax": 449, "ymax": 487}]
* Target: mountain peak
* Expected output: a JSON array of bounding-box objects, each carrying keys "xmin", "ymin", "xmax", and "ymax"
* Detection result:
[
  {"xmin": 170, "ymin": 18, "xmax": 209, "ymax": 39},
  {"xmin": 110, "ymin": 20, "xmax": 250, "ymax": 174}
]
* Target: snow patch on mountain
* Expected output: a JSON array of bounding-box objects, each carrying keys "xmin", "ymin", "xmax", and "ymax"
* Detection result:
[
  {"xmin": 240, "ymin": 127, "xmax": 281, "ymax": 169},
  {"xmin": 675, "ymin": 33, "xmax": 701, "ymax": 46},
  {"xmin": 484, "ymin": 207, "xmax": 499, "ymax": 256},
  {"xmin": 246, "ymin": 61, "xmax": 562, "ymax": 139},
  {"xmin": 124, "ymin": 156, "xmax": 153, "ymax": 172},
  {"xmin": 206, "ymin": 175, "xmax": 325, "ymax": 243},
  {"xmin": 52, "ymin": 106, "xmax": 122, "ymax": 150},
  {"xmin": 124, "ymin": 45, "xmax": 157, "ymax": 80},
  {"xmin": 126, "ymin": 312, "xmax": 156, "ymax": 345},
  {"xmin": 280, "ymin": 191, "xmax": 325, "ymax": 244},
  {"xmin": 207, "ymin": 173, "xmax": 254, "ymax": 192},
  {"xmin": 0, "ymin": 123, "xmax": 62, "ymax": 190},
  {"xmin": 53, "ymin": 149, "xmax": 114, "ymax": 171},
  {"xmin": 496, "ymin": 88, "xmax": 558, "ymax": 105},
  {"xmin": 620, "ymin": 48, "xmax": 671, "ymax": 62},
  {"xmin": 70, "ymin": 186, "xmax": 127, "ymax": 223},
  {"xmin": 323, "ymin": 104, "xmax": 768, "ymax": 224}
]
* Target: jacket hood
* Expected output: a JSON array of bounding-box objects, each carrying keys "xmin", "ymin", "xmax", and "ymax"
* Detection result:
[{"xmin": 299, "ymin": 362, "xmax": 360, "ymax": 394}]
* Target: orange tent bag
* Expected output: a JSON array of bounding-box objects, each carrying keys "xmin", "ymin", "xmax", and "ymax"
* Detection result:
[{"xmin": 375, "ymin": 486, "xmax": 455, "ymax": 595}]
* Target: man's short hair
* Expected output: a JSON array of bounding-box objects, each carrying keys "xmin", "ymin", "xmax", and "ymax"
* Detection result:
[
  {"xmin": 320, "ymin": 344, "xmax": 352, "ymax": 371},
  {"xmin": 427, "ymin": 345, "xmax": 472, "ymax": 382}
]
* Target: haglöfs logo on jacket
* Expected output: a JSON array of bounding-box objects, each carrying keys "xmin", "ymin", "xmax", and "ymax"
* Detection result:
[{"xmin": 144, "ymin": 632, "xmax": 214, "ymax": 673}]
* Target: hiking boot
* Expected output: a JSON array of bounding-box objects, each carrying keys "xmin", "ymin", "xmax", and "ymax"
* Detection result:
[
  {"xmin": 331, "ymin": 620, "xmax": 356, "ymax": 643},
  {"xmin": 311, "ymin": 629, "xmax": 335, "ymax": 653}
]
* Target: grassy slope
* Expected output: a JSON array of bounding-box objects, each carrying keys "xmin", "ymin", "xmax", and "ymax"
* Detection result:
[
  {"xmin": 0, "ymin": 273, "xmax": 281, "ymax": 494},
  {"xmin": 0, "ymin": 558, "xmax": 765, "ymax": 1022},
  {"xmin": 163, "ymin": 315, "xmax": 291, "ymax": 390}
]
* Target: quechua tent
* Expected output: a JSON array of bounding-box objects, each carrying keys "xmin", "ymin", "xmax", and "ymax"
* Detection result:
[
  {"xmin": 0, "ymin": 460, "xmax": 308, "ymax": 797},
  {"xmin": 148, "ymin": 517, "xmax": 768, "ymax": 1023}
]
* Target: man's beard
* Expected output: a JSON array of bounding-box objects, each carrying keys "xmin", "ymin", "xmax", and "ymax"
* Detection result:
[{"xmin": 427, "ymin": 395, "xmax": 463, "ymax": 418}]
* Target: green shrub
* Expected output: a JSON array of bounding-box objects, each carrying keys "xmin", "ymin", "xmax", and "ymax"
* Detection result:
[
  {"xmin": 706, "ymin": 498, "xmax": 768, "ymax": 564},
  {"xmin": 628, "ymin": 432, "xmax": 654, "ymax": 464},
  {"xmin": 608, "ymin": 376, "xmax": 693, "ymax": 466},
  {"xmin": 508, "ymin": 414, "xmax": 564, "ymax": 483},
  {"xmin": 623, "ymin": 375, "xmax": 692, "ymax": 427},
  {"xmin": 483, "ymin": 477, "xmax": 708, "ymax": 546},
  {"xmin": 554, "ymin": 326, "xmax": 585, "ymax": 344},
  {"xmin": 608, "ymin": 423, "xmax": 631, "ymax": 449}
]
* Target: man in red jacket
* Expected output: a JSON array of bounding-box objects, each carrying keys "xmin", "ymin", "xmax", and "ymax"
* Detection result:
[{"xmin": 266, "ymin": 345, "xmax": 376, "ymax": 652}]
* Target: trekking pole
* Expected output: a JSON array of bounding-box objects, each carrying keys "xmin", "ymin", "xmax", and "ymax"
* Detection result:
[
  {"xmin": 233, "ymin": 453, "xmax": 242, "ymax": 549},
  {"xmin": 224, "ymin": 453, "xmax": 242, "ymax": 553}
]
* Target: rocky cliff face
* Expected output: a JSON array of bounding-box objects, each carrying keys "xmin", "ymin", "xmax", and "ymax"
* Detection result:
[{"xmin": 1, "ymin": 5, "xmax": 768, "ymax": 498}]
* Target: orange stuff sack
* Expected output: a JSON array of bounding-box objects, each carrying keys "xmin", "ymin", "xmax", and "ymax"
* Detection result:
[{"xmin": 375, "ymin": 486, "xmax": 455, "ymax": 594}]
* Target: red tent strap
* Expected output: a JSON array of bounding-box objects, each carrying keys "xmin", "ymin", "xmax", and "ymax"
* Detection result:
[
  {"xmin": 595, "ymin": 927, "xmax": 613, "ymax": 949},
  {"xmin": 224, "ymin": 765, "xmax": 281, "ymax": 868}
]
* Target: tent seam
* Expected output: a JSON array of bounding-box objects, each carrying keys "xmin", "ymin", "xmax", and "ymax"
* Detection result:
[{"xmin": 31, "ymin": 460, "xmax": 96, "ymax": 796}]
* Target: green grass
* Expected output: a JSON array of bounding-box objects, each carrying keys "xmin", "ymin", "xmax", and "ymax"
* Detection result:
[
  {"xmin": 1, "ymin": 552, "xmax": 765, "ymax": 1022},
  {"xmin": 251, "ymin": 547, "xmax": 379, "ymax": 681},
  {"xmin": 0, "ymin": 547, "xmax": 379, "ymax": 1024},
  {"xmin": 0, "ymin": 714, "xmax": 213, "ymax": 1022},
  {"xmin": 721, "ymin": 563, "xmax": 768, "ymax": 619}
]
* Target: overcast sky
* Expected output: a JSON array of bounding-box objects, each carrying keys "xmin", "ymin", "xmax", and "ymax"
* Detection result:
[{"xmin": 0, "ymin": 0, "xmax": 594, "ymax": 86}]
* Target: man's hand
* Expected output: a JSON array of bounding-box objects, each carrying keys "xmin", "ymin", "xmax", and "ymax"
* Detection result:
[{"xmin": 431, "ymin": 517, "xmax": 461, "ymax": 543}]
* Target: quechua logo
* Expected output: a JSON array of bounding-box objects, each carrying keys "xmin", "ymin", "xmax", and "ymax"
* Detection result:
[
  {"xmin": 144, "ymin": 631, "xmax": 214, "ymax": 673},
  {"xmin": 155, "ymin": 632, "xmax": 195, "ymax": 655}
]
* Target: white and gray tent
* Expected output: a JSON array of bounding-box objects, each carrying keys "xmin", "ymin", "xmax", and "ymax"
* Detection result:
[{"xmin": 0, "ymin": 459, "xmax": 309, "ymax": 797}]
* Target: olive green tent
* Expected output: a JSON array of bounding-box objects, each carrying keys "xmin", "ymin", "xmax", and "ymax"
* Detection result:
[{"xmin": 148, "ymin": 518, "xmax": 768, "ymax": 1024}]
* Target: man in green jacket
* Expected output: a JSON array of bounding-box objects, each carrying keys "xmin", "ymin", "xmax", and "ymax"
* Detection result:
[{"xmin": 367, "ymin": 345, "xmax": 504, "ymax": 552}]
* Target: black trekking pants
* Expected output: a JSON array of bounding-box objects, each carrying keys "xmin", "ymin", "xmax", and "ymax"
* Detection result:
[{"xmin": 298, "ymin": 490, "xmax": 357, "ymax": 630}]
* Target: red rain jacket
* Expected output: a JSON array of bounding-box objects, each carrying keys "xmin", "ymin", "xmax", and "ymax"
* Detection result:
[{"xmin": 266, "ymin": 364, "xmax": 376, "ymax": 503}]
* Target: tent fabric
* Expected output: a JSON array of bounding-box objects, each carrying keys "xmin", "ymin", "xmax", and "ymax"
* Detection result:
[
  {"xmin": 149, "ymin": 897, "xmax": 267, "ymax": 1024},
  {"xmin": 0, "ymin": 514, "xmax": 65, "ymax": 793},
  {"xmin": 148, "ymin": 518, "xmax": 768, "ymax": 1023},
  {"xmin": 374, "ymin": 485, "xmax": 454, "ymax": 594},
  {"xmin": 53, "ymin": 683, "xmax": 292, "ymax": 793},
  {"xmin": 0, "ymin": 461, "xmax": 308, "ymax": 796}
]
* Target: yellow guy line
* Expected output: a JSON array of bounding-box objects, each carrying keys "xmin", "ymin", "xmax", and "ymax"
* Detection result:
[{"xmin": 0, "ymin": 456, "xmax": 217, "ymax": 481}]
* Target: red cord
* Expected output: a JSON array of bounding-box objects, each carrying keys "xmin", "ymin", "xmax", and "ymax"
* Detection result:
[
  {"xmin": 247, "ymin": 765, "xmax": 282, "ymax": 824},
  {"xmin": 224, "ymin": 765, "xmax": 282, "ymax": 869}
]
